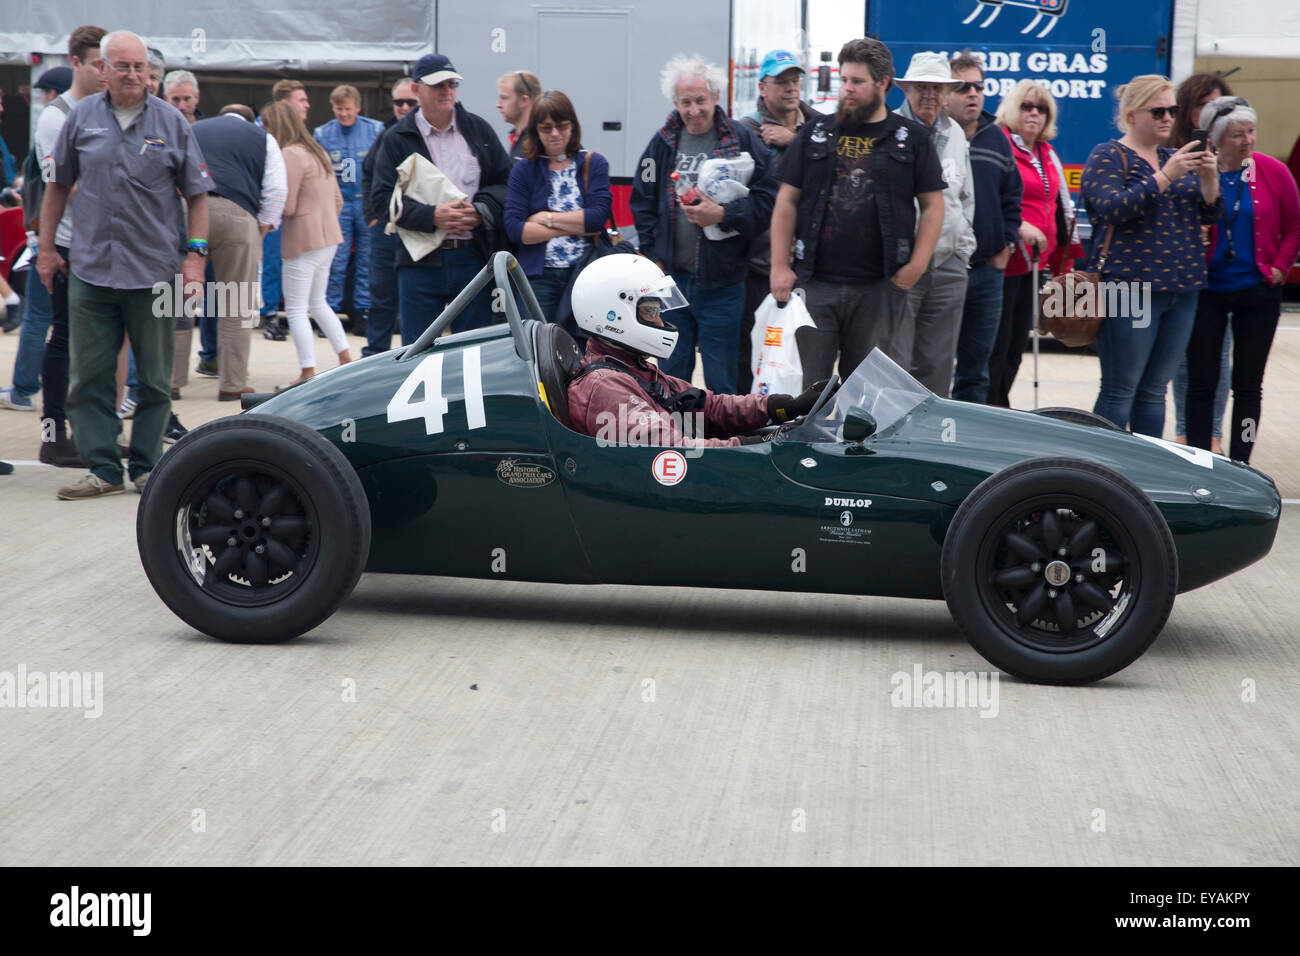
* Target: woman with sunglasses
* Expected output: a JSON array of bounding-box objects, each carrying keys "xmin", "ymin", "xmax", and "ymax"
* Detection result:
[
  {"xmin": 503, "ymin": 90, "xmax": 613, "ymax": 325},
  {"xmin": 1183, "ymin": 97, "xmax": 1300, "ymax": 462},
  {"xmin": 1080, "ymin": 75, "xmax": 1221, "ymax": 436},
  {"xmin": 987, "ymin": 80, "xmax": 1081, "ymax": 407}
]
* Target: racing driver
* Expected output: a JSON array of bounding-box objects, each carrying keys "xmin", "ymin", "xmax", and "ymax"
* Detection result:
[{"xmin": 566, "ymin": 255, "xmax": 823, "ymax": 446}]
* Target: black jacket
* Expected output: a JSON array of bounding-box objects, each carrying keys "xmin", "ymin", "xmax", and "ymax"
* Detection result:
[
  {"xmin": 361, "ymin": 114, "xmax": 398, "ymax": 225},
  {"xmin": 778, "ymin": 109, "xmax": 943, "ymax": 283},
  {"xmin": 630, "ymin": 106, "xmax": 776, "ymax": 291},
  {"xmin": 367, "ymin": 103, "xmax": 511, "ymax": 269}
]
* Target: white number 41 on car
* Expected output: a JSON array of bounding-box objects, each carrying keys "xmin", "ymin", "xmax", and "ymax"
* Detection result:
[{"xmin": 387, "ymin": 345, "xmax": 486, "ymax": 435}]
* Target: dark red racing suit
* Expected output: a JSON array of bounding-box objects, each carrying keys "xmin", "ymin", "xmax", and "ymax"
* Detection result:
[{"xmin": 567, "ymin": 339, "xmax": 770, "ymax": 447}]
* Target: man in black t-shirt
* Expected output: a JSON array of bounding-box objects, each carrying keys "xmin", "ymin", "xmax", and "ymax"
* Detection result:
[{"xmin": 769, "ymin": 38, "xmax": 946, "ymax": 388}]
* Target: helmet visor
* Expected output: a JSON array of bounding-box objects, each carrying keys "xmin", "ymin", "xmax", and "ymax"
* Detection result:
[{"xmin": 636, "ymin": 275, "xmax": 689, "ymax": 313}]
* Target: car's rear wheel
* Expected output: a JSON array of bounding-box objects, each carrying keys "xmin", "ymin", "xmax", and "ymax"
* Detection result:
[
  {"xmin": 1030, "ymin": 406, "xmax": 1123, "ymax": 431},
  {"xmin": 940, "ymin": 458, "xmax": 1176, "ymax": 684},
  {"xmin": 137, "ymin": 415, "xmax": 370, "ymax": 643}
]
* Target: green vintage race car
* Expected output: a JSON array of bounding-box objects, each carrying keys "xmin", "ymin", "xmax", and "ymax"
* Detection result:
[{"xmin": 136, "ymin": 254, "xmax": 1281, "ymax": 684}]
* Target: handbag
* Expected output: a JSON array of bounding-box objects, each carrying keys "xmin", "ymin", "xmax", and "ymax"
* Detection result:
[
  {"xmin": 551, "ymin": 153, "xmax": 638, "ymax": 340},
  {"xmin": 1037, "ymin": 144, "xmax": 1125, "ymax": 348}
]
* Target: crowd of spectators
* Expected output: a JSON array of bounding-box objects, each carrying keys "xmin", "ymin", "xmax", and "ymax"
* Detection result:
[{"xmin": 1, "ymin": 29, "xmax": 1298, "ymax": 486}]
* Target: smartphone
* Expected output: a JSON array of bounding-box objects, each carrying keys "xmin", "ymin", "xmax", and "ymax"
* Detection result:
[{"xmin": 1190, "ymin": 129, "xmax": 1208, "ymax": 151}]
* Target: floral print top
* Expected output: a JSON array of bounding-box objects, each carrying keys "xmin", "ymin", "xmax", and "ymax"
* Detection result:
[
  {"xmin": 1080, "ymin": 140, "xmax": 1223, "ymax": 293},
  {"xmin": 545, "ymin": 159, "xmax": 592, "ymax": 268}
]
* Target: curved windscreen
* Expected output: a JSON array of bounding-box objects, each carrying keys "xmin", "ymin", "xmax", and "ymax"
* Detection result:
[{"xmin": 787, "ymin": 348, "xmax": 931, "ymax": 443}]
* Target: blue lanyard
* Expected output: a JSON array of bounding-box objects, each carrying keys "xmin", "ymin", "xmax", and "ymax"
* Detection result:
[{"xmin": 1221, "ymin": 168, "xmax": 1246, "ymax": 260}]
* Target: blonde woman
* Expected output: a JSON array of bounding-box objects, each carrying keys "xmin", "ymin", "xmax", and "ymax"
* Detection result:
[
  {"xmin": 987, "ymin": 80, "xmax": 1081, "ymax": 406},
  {"xmin": 262, "ymin": 101, "xmax": 352, "ymax": 388},
  {"xmin": 1079, "ymin": 75, "xmax": 1220, "ymax": 436}
]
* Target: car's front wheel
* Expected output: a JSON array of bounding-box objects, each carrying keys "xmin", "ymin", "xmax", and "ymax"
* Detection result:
[
  {"xmin": 137, "ymin": 415, "xmax": 371, "ymax": 643},
  {"xmin": 940, "ymin": 458, "xmax": 1176, "ymax": 684}
]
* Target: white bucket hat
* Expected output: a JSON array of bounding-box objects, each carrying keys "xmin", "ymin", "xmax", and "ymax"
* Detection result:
[{"xmin": 896, "ymin": 52, "xmax": 960, "ymax": 87}]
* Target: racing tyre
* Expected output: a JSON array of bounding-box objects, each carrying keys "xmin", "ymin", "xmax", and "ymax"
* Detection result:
[
  {"xmin": 1030, "ymin": 407, "xmax": 1123, "ymax": 431},
  {"xmin": 941, "ymin": 457, "xmax": 1176, "ymax": 684},
  {"xmin": 137, "ymin": 415, "xmax": 371, "ymax": 643}
]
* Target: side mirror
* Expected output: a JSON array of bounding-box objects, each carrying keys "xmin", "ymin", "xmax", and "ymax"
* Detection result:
[{"xmin": 843, "ymin": 407, "xmax": 877, "ymax": 443}]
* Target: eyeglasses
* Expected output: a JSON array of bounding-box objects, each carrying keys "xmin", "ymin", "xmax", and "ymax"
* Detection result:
[
  {"xmin": 392, "ymin": 98, "xmax": 418, "ymax": 108},
  {"xmin": 953, "ymin": 81, "xmax": 982, "ymax": 93},
  {"xmin": 1142, "ymin": 106, "xmax": 1178, "ymax": 119},
  {"xmin": 419, "ymin": 79, "xmax": 459, "ymax": 90},
  {"xmin": 536, "ymin": 121, "xmax": 572, "ymax": 135},
  {"xmin": 109, "ymin": 63, "xmax": 148, "ymax": 75},
  {"xmin": 1019, "ymin": 102, "xmax": 1048, "ymax": 114}
]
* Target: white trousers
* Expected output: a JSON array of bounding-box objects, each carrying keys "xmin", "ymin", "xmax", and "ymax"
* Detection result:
[{"xmin": 282, "ymin": 244, "xmax": 348, "ymax": 368}]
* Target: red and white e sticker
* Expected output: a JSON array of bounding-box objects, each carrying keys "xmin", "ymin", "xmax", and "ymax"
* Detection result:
[{"xmin": 652, "ymin": 450, "xmax": 687, "ymax": 486}]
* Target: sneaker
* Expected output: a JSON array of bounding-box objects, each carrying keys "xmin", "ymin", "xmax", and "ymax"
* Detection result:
[
  {"xmin": 132, "ymin": 472, "xmax": 149, "ymax": 493},
  {"xmin": 57, "ymin": 473, "xmax": 125, "ymax": 500},
  {"xmin": 195, "ymin": 358, "xmax": 219, "ymax": 377},
  {"xmin": 163, "ymin": 413, "xmax": 189, "ymax": 444},
  {"xmin": 118, "ymin": 394, "xmax": 138, "ymax": 419},
  {"xmin": 263, "ymin": 317, "xmax": 287, "ymax": 341},
  {"xmin": 0, "ymin": 387, "xmax": 36, "ymax": 411}
]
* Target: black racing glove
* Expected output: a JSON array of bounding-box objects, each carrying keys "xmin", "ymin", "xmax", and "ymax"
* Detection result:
[{"xmin": 767, "ymin": 380, "xmax": 829, "ymax": 424}]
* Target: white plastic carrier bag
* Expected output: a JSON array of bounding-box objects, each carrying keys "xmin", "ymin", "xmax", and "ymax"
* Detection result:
[
  {"xmin": 697, "ymin": 152, "xmax": 754, "ymax": 240},
  {"xmin": 749, "ymin": 292, "xmax": 815, "ymax": 397}
]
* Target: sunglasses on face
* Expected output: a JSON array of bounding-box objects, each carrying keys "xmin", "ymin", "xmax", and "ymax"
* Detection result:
[
  {"xmin": 1143, "ymin": 106, "xmax": 1178, "ymax": 119},
  {"xmin": 393, "ymin": 98, "xmax": 418, "ymax": 107},
  {"xmin": 953, "ymin": 81, "xmax": 982, "ymax": 93},
  {"xmin": 1019, "ymin": 102, "xmax": 1047, "ymax": 114},
  {"xmin": 537, "ymin": 121, "xmax": 572, "ymax": 135}
]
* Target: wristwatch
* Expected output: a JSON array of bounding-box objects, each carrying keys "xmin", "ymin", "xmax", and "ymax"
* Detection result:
[
  {"xmin": 186, "ymin": 239, "xmax": 209, "ymax": 257},
  {"xmin": 546, "ymin": 212, "xmax": 554, "ymax": 229}
]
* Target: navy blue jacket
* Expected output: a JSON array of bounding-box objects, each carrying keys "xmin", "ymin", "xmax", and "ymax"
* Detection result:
[
  {"xmin": 368, "ymin": 103, "xmax": 511, "ymax": 269},
  {"xmin": 630, "ymin": 107, "xmax": 776, "ymax": 291},
  {"xmin": 967, "ymin": 110, "xmax": 1022, "ymax": 263},
  {"xmin": 503, "ymin": 150, "xmax": 613, "ymax": 277}
]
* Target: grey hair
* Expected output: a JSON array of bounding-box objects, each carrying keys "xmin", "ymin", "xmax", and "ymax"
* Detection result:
[
  {"xmin": 101, "ymin": 30, "xmax": 148, "ymax": 62},
  {"xmin": 163, "ymin": 69, "xmax": 198, "ymax": 94},
  {"xmin": 660, "ymin": 54, "xmax": 725, "ymax": 104},
  {"xmin": 147, "ymin": 47, "xmax": 165, "ymax": 72},
  {"xmin": 1200, "ymin": 96, "xmax": 1257, "ymax": 146}
]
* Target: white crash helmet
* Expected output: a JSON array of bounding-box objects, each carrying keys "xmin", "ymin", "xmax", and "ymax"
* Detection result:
[{"xmin": 570, "ymin": 254, "xmax": 689, "ymax": 360}]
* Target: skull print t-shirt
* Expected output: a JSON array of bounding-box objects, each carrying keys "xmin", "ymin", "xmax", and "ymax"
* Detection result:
[{"xmin": 813, "ymin": 119, "xmax": 891, "ymax": 282}]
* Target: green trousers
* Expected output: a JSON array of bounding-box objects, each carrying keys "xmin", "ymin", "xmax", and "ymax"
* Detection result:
[{"xmin": 67, "ymin": 275, "xmax": 174, "ymax": 483}]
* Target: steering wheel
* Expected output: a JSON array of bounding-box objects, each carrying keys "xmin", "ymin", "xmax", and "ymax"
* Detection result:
[{"xmin": 801, "ymin": 374, "xmax": 840, "ymax": 423}]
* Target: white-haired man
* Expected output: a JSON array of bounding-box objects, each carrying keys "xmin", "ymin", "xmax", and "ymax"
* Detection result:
[
  {"xmin": 630, "ymin": 55, "xmax": 776, "ymax": 395},
  {"xmin": 164, "ymin": 69, "xmax": 201, "ymax": 123},
  {"xmin": 38, "ymin": 29, "xmax": 212, "ymax": 499}
]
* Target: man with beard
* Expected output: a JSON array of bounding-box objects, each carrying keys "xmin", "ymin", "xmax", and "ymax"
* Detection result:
[{"xmin": 769, "ymin": 37, "xmax": 946, "ymax": 388}]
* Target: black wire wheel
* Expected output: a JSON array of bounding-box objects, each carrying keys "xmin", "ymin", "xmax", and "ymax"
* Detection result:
[
  {"xmin": 137, "ymin": 415, "xmax": 371, "ymax": 643},
  {"xmin": 941, "ymin": 458, "xmax": 1177, "ymax": 684}
]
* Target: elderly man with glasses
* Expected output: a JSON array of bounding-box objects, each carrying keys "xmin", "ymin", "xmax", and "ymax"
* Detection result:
[
  {"xmin": 37, "ymin": 29, "xmax": 212, "ymax": 499},
  {"xmin": 368, "ymin": 53, "xmax": 511, "ymax": 343}
]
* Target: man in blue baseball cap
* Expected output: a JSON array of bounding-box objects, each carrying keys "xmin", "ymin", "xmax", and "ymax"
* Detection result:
[{"xmin": 737, "ymin": 49, "xmax": 817, "ymax": 392}]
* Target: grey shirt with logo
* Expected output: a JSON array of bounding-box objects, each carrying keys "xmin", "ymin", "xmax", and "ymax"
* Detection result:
[
  {"xmin": 671, "ymin": 128, "xmax": 718, "ymax": 275},
  {"xmin": 50, "ymin": 91, "xmax": 212, "ymax": 290}
]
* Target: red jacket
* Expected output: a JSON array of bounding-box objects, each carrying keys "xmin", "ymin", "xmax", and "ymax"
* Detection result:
[
  {"xmin": 567, "ymin": 339, "xmax": 770, "ymax": 447},
  {"xmin": 1003, "ymin": 129, "xmax": 1081, "ymax": 277},
  {"xmin": 1204, "ymin": 152, "xmax": 1300, "ymax": 287}
]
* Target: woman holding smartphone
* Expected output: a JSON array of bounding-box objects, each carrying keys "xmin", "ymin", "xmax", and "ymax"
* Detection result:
[{"xmin": 1080, "ymin": 75, "xmax": 1222, "ymax": 436}]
